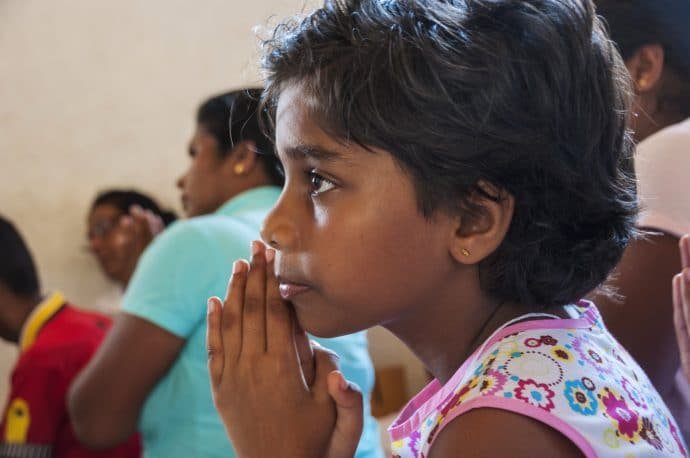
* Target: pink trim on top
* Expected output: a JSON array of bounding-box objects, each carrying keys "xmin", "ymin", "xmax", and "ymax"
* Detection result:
[
  {"xmin": 428, "ymin": 396, "xmax": 598, "ymax": 458},
  {"xmin": 389, "ymin": 302, "xmax": 597, "ymax": 442},
  {"xmin": 389, "ymin": 353, "xmax": 478, "ymax": 440}
]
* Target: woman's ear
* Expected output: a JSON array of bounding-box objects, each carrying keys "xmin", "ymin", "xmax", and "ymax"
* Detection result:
[
  {"xmin": 448, "ymin": 181, "xmax": 514, "ymax": 264},
  {"xmin": 626, "ymin": 44, "xmax": 665, "ymax": 94},
  {"xmin": 223, "ymin": 140, "xmax": 259, "ymax": 176}
]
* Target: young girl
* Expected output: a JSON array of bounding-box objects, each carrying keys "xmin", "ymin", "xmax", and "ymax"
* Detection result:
[{"xmin": 206, "ymin": 0, "xmax": 688, "ymax": 456}]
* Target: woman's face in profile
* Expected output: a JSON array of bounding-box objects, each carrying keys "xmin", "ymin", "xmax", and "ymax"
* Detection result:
[{"xmin": 87, "ymin": 203, "xmax": 128, "ymax": 285}]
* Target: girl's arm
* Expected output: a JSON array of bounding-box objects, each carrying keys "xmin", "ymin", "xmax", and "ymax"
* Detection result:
[
  {"xmin": 428, "ymin": 408, "xmax": 583, "ymax": 457},
  {"xmin": 68, "ymin": 315, "xmax": 184, "ymax": 448}
]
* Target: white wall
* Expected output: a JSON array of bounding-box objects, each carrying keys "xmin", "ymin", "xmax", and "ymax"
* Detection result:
[{"xmin": 0, "ymin": 0, "xmax": 427, "ymax": 406}]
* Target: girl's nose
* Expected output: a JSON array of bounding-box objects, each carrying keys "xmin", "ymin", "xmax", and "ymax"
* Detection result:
[{"xmin": 260, "ymin": 192, "xmax": 299, "ymax": 251}]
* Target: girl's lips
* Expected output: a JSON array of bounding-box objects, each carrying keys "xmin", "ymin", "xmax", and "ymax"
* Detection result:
[{"xmin": 279, "ymin": 283, "xmax": 311, "ymax": 300}]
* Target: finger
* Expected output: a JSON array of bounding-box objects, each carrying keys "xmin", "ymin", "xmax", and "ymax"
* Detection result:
[
  {"xmin": 222, "ymin": 260, "xmax": 249, "ymax": 364},
  {"xmin": 241, "ymin": 241, "xmax": 268, "ymax": 356},
  {"xmin": 326, "ymin": 371, "xmax": 364, "ymax": 458},
  {"xmin": 207, "ymin": 296, "xmax": 225, "ymax": 388},
  {"xmin": 295, "ymin": 322, "xmax": 315, "ymax": 387},
  {"xmin": 143, "ymin": 210, "xmax": 162, "ymax": 241},
  {"xmin": 129, "ymin": 208, "xmax": 151, "ymax": 248},
  {"xmin": 312, "ymin": 344, "xmax": 341, "ymax": 397},
  {"xmin": 150, "ymin": 212, "xmax": 164, "ymax": 235},
  {"xmin": 265, "ymin": 248, "xmax": 295, "ymax": 353},
  {"xmin": 674, "ymin": 274, "xmax": 690, "ymax": 382},
  {"xmin": 681, "ymin": 235, "xmax": 690, "ymax": 269},
  {"xmin": 678, "ymin": 267, "xmax": 690, "ymax": 332}
]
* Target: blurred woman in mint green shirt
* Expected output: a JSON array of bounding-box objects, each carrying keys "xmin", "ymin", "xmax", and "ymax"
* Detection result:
[{"xmin": 68, "ymin": 89, "xmax": 383, "ymax": 458}]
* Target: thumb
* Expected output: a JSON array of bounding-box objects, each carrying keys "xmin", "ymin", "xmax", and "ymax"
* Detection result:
[{"xmin": 326, "ymin": 371, "xmax": 363, "ymax": 458}]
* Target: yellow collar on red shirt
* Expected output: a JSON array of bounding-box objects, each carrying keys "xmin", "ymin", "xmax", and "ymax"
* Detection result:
[{"xmin": 19, "ymin": 291, "xmax": 66, "ymax": 352}]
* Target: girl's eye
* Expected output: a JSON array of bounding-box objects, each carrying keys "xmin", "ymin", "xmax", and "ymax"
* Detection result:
[{"xmin": 307, "ymin": 170, "xmax": 336, "ymax": 195}]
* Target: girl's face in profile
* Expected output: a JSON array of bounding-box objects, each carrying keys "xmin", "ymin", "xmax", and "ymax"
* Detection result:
[{"xmin": 262, "ymin": 84, "xmax": 459, "ymax": 338}]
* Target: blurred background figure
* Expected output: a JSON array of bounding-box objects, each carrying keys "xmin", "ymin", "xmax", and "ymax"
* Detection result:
[
  {"xmin": 87, "ymin": 190, "xmax": 176, "ymax": 288},
  {"xmin": 593, "ymin": 0, "xmax": 690, "ymax": 437},
  {"xmin": 69, "ymin": 89, "xmax": 383, "ymax": 458},
  {"xmin": 0, "ymin": 216, "xmax": 140, "ymax": 457}
]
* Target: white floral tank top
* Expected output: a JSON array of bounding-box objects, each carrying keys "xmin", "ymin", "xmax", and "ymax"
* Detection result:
[{"xmin": 388, "ymin": 301, "xmax": 688, "ymax": 457}]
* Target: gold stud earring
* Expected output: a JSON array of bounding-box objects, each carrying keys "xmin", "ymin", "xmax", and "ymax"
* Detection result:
[
  {"xmin": 461, "ymin": 248, "xmax": 471, "ymax": 257},
  {"xmin": 234, "ymin": 164, "xmax": 245, "ymax": 175},
  {"xmin": 637, "ymin": 77, "xmax": 649, "ymax": 89}
]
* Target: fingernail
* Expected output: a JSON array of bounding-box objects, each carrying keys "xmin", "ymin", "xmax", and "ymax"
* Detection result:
[
  {"xmin": 684, "ymin": 268, "xmax": 690, "ymax": 282},
  {"xmin": 338, "ymin": 372, "xmax": 348, "ymax": 391},
  {"xmin": 232, "ymin": 259, "xmax": 244, "ymax": 275},
  {"xmin": 207, "ymin": 297, "xmax": 215, "ymax": 314},
  {"xmin": 251, "ymin": 240, "xmax": 261, "ymax": 256},
  {"xmin": 265, "ymin": 248, "xmax": 275, "ymax": 263}
]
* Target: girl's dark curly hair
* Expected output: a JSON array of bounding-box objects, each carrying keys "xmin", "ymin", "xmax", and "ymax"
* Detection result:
[{"xmin": 260, "ymin": 0, "xmax": 638, "ymax": 308}]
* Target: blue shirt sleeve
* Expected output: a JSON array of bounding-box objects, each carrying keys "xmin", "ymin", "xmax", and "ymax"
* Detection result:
[{"xmin": 122, "ymin": 221, "xmax": 225, "ymax": 338}]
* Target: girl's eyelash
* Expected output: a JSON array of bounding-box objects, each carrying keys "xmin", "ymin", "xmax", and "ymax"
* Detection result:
[{"xmin": 306, "ymin": 169, "xmax": 337, "ymax": 196}]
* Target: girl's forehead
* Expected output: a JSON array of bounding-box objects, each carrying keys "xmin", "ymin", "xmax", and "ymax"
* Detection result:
[
  {"xmin": 273, "ymin": 83, "xmax": 392, "ymax": 168},
  {"xmin": 275, "ymin": 87, "xmax": 341, "ymax": 154}
]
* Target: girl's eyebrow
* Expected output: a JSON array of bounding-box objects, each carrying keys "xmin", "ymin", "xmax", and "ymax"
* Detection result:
[{"xmin": 282, "ymin": 144, "xmax": 350, "ymax": 163}]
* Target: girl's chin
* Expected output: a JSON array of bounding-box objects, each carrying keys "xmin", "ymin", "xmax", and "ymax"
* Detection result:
[{"xmin": 293, "ymin": 308, "xmax": 367, "ymax": 339}]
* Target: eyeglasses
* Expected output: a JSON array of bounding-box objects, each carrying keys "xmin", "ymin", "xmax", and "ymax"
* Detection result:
[{"xmin": 87, "ymin": 217, "xmax": 121, "ymax": 241}]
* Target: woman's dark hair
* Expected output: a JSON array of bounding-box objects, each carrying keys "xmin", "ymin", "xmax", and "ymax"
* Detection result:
[
  {"xmin": 197, "ymin": 89, "xmax": 284, "ymax": 186},
  {"xmin": 596, "ymin": 0, "xmax": 690, "ymax": 121},
  {"xmin": 0, "ymin": 216, "xmax": 40, "ymax": 297},
  {"xmin": 92, "ymin": 190, "xmax": 177, "ymax": 226},
  {"xmin": 261, "ymin": 0, "xmax": 637, "ymax": 308}
]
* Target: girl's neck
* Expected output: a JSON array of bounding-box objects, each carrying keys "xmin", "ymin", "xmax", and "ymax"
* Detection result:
[{"xmin": 385, "ymin": 288, "xmax": 570, "ymax": 384}]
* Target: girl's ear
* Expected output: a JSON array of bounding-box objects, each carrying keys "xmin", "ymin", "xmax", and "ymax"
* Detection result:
[{"xmin": 448, "ymin": 181, "xmax": 514, "ymax": 264}]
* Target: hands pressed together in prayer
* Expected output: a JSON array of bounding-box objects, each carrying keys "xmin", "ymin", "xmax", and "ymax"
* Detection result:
[
  {"xmin": 206, "ymin": 241, "xmax": 364, "ymax": 458},
  {"xmin": 674, "ymin": 235, "xmax": 690, "ymax": 384}
]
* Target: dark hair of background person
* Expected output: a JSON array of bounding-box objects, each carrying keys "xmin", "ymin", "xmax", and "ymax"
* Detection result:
[
  {"xmin": 197, "ymin": 88, "xmax": 284, "ymax": 186},
  {"xmin": 91, "ymin": 190, "xmax": 177, "ymax": 226},
  {"xmin": 0, "ymin": 216, "xmax": 40, "ymax": 298},
  {"xmin": 596, "ymin": 0, "xmax": 690, "ymax": 123},
  {"xmin": 260, "ymin": 0, "xmax": 637, "ymax": 309}
]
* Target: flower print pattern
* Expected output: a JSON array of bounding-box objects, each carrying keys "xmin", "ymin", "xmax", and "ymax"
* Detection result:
[
  {"xmin": 505, "ymin": 351, "xmax": 564, "ymax": 386},
  {"xmin": 581, "ymin": 376, "xmax": 596, "ymax": 391},
  {"xmin": 551, "ymin": 345, "xmax": 574, "ymax": 363},
  {"xmin": 669, "ymin": 418, "xmax": 688, "ymax": 458},
  {"xmin": 640, "ymin": 417, "xmax": 664, "ymax": 451},
  {"xmin": 572, "ymin": 335, "xmax": 613, "ymax": 375},
  {"xmin": 473, "ymin": 350, "xmax": 499, "ymax": 377},
  {"xmin": 478, "ymin": 369, "xmax": 507, "ymax": 396},
  {"xmin": 514, "ymin": 379, "xmax": 556, "ymax": 411},
  {"xmin": 540, "ymin": 335, "xmax": 558, "ymax": 346},
  {"xmin": 564, "ymin": 379, "xmax": 598, "ymax": 415},
  {"xmin": 437, "ymin": 377, "xmax": 479, "ymax": 421},
  {"xmin": 622, "ymin": 377, "xmax": 647, "ymax": 410},
  {"xmin": 389, "ymin": 302, "xmax": 688, "ymax": 458},
  {"xmin": 600, "ymin": 387, "xmax": 642, "ymax": 442}
]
